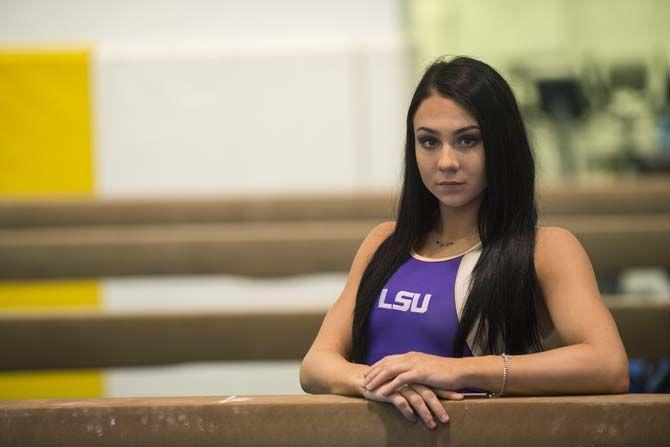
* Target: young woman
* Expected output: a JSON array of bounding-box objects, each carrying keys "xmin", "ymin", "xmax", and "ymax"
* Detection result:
[{"xmin": 299, "ymin": 56, "xmax": 629, "ymax": 430}]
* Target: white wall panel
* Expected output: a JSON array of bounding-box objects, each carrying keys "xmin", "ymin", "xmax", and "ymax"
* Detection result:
[
  {"xmin": 0, "ymin": 0, "xmax": 401, "ymax": 44},
  {"xmin": 94, "ymin": 45, "xmax": 358, "ymax": 196},
  {"xmin": 105, "ymin": 362, "xmax": 304, "ymax": 397},
  {"xmin": 93, "ymin": 40, "xmax": 409, "ymax": 196},
  {"xmin": 101, "ymin": 273, "xmax": 346, "ymax": 396},
  {"xmin": 93, "ymin": 40, "xmax": 409, "ymax": 197},
  {"xmin": 101, "ymin": 273, "xmax": 346, "ymax": 311}
]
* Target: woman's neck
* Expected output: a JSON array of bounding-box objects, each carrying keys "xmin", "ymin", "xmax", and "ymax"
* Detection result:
[{"xmin": 435, "ymin": 195, "xmax": 482, "ymax": 241}]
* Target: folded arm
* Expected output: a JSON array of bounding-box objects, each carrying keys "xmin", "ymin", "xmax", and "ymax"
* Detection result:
[
  {"xmin": 363, "ymin": 227, "xmax": 629, "ymax": 396},
  {"xmin": 300, "ymin": 221, "xmax": 468, "ymax": 429},
  {"xmin": 300, "ymin": 221, "xmax": 395, "ymax": 396},
  {"xmin": 462, "ymin": 227, "xmax": 629, "ymax": 395}
]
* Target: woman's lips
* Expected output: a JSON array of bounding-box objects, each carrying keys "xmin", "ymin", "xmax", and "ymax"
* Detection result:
[{"xmin": 436, "ymin": 182, "xmax": 465, "ymax": 190}]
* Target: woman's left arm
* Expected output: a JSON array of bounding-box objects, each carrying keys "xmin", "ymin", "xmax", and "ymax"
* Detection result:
[
  {"xmin": 362, "ymin": 227, "xmax": 630, "ymax": 396},
  {"xmin": 461, "ymin": 226, "xmax": 629, "ymax": 395}
]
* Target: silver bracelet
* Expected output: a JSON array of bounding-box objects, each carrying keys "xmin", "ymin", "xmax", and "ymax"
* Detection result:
[{"xmin": 487, "ymin": 353, "xmax": 509, "ymax": 398}]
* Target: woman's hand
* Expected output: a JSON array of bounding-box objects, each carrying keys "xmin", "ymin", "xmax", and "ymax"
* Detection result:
[
  {"xmin": 360, "ymin": 382, "xmax": 463, "ymax": 429},
  {"xmin": 361, "ymin": 351, "xmax": 467, "ymax": 397}
]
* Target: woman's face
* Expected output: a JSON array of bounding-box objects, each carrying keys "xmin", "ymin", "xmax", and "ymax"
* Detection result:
[{"xmin": 413, "ymin": 93, "xmax": 487, "ymax": 209}]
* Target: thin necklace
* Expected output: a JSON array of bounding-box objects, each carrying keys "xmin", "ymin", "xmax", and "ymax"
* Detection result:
[{"xmin": 433, "ymin": 230, "xmax": 479, "ymax": 248}]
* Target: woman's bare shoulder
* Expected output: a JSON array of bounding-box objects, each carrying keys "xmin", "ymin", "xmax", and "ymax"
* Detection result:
[
  {"xmin": 371, "ymin": 220, "xmax": 396, "ymax": 240},
  {"xmin": 356, "ymin": 221, "xmax": 396, "ymax": 258},
  {"xmin": 534, "ymin": 226, "xmax": 591, "ymax": 283},
  {"xmin": 535, "ymin": 226, "xmax": 582, "ymax": 255}
]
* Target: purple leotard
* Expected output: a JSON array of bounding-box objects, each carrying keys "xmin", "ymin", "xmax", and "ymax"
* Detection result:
[{"xmin": 364, "ymin": 241, "xmax": 486, "ymax": 393}]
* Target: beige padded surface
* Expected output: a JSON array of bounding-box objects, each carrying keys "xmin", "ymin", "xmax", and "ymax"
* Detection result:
[{"xmin": 1, "ymin": 394, "xmax": 668, "ymax": 447}]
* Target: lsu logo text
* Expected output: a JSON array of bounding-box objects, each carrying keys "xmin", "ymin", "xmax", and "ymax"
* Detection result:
[{"xmin": 377, "ymin": 288, "xmax": 431, "ymax": 313}]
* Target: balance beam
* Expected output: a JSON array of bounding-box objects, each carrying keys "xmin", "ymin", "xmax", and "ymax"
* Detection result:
[
  {"xmin": 0, "ymin": 215, "xmax": 668, "ymax": 279},
  {"xmin": 0, "ymin": 194, "xmax": 395, "ymax": 227},
  {"xmin": 0, "ymin": 177, "xmax": 667, "ymax": 228},
  {"xmin": 1, "ymin": 394, "xmax": 668, "ymax": 447},
  {"xmin": 0, "ymin": 297, "xmax": 667, "ymax": 371}
]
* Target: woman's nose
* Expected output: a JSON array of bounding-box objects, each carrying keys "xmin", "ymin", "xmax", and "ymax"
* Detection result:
[{"xmin": 437, "ymin": 145, "xmax": 460, "ymax": 171}]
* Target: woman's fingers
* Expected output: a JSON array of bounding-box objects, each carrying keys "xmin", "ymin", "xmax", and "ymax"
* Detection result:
[
  {"xmin": 361, "ymin": 367, "xmax": 382, "ymax": 388},
  {"xmin": 388, "ymin": 392, "xmax": 417, "ymax": 422},
  {"xmin": 364, "ymin": 367, "xmax": 399, "ymax": 391},
  {"xmin": 397, "ymin": 385, "xmax": 439, "ymax": 429},
  {"xmin": 362, "ymin": 355, "xmax": 400, "ymax": 389},
  {"xmin": 362, "ymin": 358, "xmax": 387, "ymax": 385},
  {"xmin": 360, "ymin": 383, "xmax": 417, "ymax": 423},
  {"xmin": 433, "ymin": 388, "xmax": 465, "ymax": 400},
  {"xmin": 362, "ymin": 383, "xmax": 458, "ymax": 429},
  {"xmin": 378, "ymin": 371, "xmax": 416, "ymax": 396},
  {"xmin": 409, "ymin": 384, "xmax": 450, "ymax": 424}
]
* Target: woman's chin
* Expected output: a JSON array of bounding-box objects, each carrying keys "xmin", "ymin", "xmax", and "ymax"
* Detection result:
[
  {"xmin": 435, "ymin": 194, "xmax": 478, "ymax": 209},
  {"xmin": 433, "ymin": 188, "xmax": 486, "ymax": 210}
]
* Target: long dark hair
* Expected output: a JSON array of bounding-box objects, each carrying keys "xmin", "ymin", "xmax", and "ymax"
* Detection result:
[{"xmin": 350, "ymin": 56, "xmax": 544, "ymax": 363}]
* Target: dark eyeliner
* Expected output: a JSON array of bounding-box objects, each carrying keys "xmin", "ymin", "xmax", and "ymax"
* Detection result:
[
  {"xmin": 458, "ymin": 134, "xmax": 480, "ymax": 147},
  {"xmin": 418, "ymin": 135, "xmax": 438, "ymax": 149}
]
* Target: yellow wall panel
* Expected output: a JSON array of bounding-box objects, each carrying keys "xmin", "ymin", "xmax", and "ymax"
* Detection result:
[
  {"xmin": 0, "ymin": 370, "xmax": 102, "ymax": 400},
  {"xmin": 0, "ymin": 49, "xmax": 101, "ymax": 399},
  {"xmin": 0, "ymin": 50, "xmax": 94, "ymax": 196},
  {"xmin": 0, "ymin": 281, "xmax": 102, "ymax": 399},
  {"xmin": 0, "ymin": 281, "xmax": 99, "ymax": 310}
]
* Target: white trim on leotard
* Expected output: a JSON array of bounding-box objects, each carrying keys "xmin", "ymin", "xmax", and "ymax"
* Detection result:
[{"xmin": 454, "ymin": 244, "xmax": 485, "ymax": 355}]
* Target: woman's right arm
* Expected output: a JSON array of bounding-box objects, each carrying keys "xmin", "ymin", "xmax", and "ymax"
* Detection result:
[
  {"xmin": 299, "ymin": 221, "xmax": 396, "ymax": 396},
  {"xmin": 300, "ymin": 220, "xmax": 464, "ymax": 429}
]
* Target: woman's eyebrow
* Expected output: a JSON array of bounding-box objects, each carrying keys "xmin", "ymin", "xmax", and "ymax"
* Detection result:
[
  {"xmin": 416, "ymin": 125, "xmax": 480, "ymax": 135},
  {"xmin": 415, "ymin": 126, "xmax": 440, "ymax": 135},
  {"xmin": 453, "ymin": 125, "xmax": 481, "ymax": 135}
]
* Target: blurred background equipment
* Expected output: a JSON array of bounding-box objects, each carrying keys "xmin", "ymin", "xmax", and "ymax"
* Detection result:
[
  {"xmin": 537, "ymin": 77, "xmax": 589, "ymax": 176},
  {"xmin": 1, "ymin": 0, "xmax": 669, "ymax": 401}
]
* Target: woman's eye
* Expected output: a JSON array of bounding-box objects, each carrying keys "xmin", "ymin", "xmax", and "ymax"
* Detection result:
[
  {"xmin": 458, "ymin": 135, "xmax": 480, "ymax": 147},
  {"xmin": 419, "ymin": 137, "xmax": 439, "ymax": 149}
]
